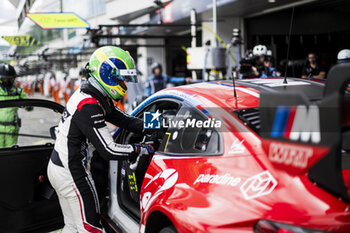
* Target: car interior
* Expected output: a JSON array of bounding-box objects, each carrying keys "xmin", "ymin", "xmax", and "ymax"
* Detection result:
[
  {"xmin": 114, "ymin": 99, "xmax": 181, "ymax": 220},
  {"xmin": 108, "ymin": 98, "xmax": 223, "ymax": 220}
]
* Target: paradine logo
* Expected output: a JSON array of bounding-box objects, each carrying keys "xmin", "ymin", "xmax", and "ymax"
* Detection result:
[{"xmin": 143, "ymin": 110, "xmax": 162, "ymax": 129}]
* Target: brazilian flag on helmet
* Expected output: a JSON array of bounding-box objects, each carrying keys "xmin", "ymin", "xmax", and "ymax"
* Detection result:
[{"xmin": 89, "ymin": 46, "xmax": 137, "ymax": 100}]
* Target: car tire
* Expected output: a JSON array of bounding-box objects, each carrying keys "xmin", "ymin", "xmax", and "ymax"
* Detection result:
[{"xmin": 159, "ymin": 226, "xmax": 178, "ymax": 233}]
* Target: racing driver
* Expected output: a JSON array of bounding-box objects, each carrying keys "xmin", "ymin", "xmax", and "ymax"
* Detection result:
[{"xmin": 48, "ymin": 46, "xmax": 154, "ymax": 233}]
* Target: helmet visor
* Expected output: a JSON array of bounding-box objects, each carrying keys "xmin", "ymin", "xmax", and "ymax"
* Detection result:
[
  {"xmin": 99, "ymin": 58, "xmax": 138, "ymax": 86},
  {"xmin": 101, "ymin": 66, "xmax": 137, "ymax": 86},
  {"xmin": 0, "ymin": 76, "xmax": 15, "ymax": 88},
  {"xmin": 0, "ymin": 74, "xmax": 15, "ymax": 79},
  {"xmin": 118, "ymin": 69, "xmax": 138, "ymax": 83}
]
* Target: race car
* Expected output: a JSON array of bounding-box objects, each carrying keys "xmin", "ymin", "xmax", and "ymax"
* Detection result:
[{"xmin": 103, "ymin": 64, "xmax": 350, "ymax": 233}]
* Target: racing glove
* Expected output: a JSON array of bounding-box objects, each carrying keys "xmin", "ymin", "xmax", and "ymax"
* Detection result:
[
  {"xmin": 144, "ymin": 131, "xmax": 162, "ymax": 151},
  {"xmin": 129, "ymin": 143, "xmax": 155, "ymax": 170},
  {"xmin": 134, "ymin": 143, "xmax": 155, "ymax": 156}
]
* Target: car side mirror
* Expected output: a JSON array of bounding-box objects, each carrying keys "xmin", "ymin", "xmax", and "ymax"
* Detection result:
[
  {"xmin": 50, "ymin": 126, "xmax": 58, "ymax": 140},
  {"xmin": 194, "ymin": 129, "xmax": 212, "ymax": 151}
]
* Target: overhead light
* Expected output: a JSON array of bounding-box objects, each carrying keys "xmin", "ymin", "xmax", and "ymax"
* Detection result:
[{"xmin": 268, "ymin": 0, "xmax": 276, "ymax": 3}]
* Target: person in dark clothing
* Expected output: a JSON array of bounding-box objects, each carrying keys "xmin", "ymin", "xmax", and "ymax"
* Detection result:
[
  {"xmin": 145, "ymin": 62, "xmax": 191, "ymax": 97},
  {"xmin": 48, "ymin": 46, "xmax": 154, "ymax": 233},
  {"xmin": 260, "ymin": 55, "xmax": 278, "ymax": 78},
  {"xmin": 301, "ymin": 53, "xmax": 326, "ymax": 79}
]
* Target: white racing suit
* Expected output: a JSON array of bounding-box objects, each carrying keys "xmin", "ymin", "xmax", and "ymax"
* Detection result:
[{"xmin": 48, "ymin": 82, "xmax": 143, "ymax": 233}]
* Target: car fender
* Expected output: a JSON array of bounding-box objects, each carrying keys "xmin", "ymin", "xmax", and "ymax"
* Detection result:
[
  {"xmin": 140, "ymin": 167, "xmax": 211, "ymax": 233},
  {"xmin": 141, "ymin": 182, "xmax": 208, "ymax": 233}
]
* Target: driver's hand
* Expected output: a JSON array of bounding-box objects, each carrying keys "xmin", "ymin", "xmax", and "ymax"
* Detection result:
[
  {"xmin": 129, "ymin": 143, "xmax": 154, "ymax": 170},
  {"xmin": 134, "ymin": 143, "xmax": 155, "ymax": 156},
  {"xmin": 145, "ymin": 131, "xmax": 162, "ymax": 151}
]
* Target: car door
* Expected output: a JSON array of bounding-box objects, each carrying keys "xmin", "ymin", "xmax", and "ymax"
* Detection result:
[
  {"xmin": 107, "ymin": 97, "xmax": 223, "ymax": 233},
  {"xmin": 0, "ymin": 99, "xmax": 64, "ymax": 233},
  {"xmin": 106, "ymin": 98, "xmax": 182, "ymax": 233}
]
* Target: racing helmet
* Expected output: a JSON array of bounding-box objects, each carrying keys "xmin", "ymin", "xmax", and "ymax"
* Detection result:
[
  {"xmin": 0, "ymin": 63, "xmax": 16, "ymax": 89},
  {"xmin": 88, "ymin": 46, "xmax": 137, "ymax": 100},
  {"xmin": 337, "ymin": 49, "xmax": 350, "ymax": 63},
  {"xmin": 253, "ymin": 45, "xmax": 267, "ymax": 56},
  {"xmin": 151, "ymin": 62, "xmax": 162, "ymax": 74}
]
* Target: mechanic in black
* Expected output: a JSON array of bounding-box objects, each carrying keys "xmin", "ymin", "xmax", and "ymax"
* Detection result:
[
  {"xmin": 47, "ymin": 46, "xmax": 154, "ymax": 233},
  {"xmin": 301, "ymin": 52, "xmax": 326, "ymax": 79}
]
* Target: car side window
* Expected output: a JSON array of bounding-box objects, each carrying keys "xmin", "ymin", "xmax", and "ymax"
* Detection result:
[
  {"xmin": 158, "ymin": 105, "xmax": 221, "ymax": 156},
  {"xmin": 116, "ymin": 99, "xmax": 181, "ymax": 145},
  {"xmin": 0, "ymin": 106, "xmax": 61, "ymax": 148}
]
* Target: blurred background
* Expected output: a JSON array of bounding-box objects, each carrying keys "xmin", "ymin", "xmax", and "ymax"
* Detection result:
[{"xmin": 0, "ymin": 0, "xmax": 349, "ymax": 107}]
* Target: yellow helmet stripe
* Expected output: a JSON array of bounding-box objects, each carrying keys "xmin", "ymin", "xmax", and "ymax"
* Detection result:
[{"xmin": 95, "ymin": 49, "xmax": 108, "ymax": 62}]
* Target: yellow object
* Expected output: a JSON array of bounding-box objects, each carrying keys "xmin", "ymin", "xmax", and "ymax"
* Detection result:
[
  {"xmin": 202, "ymin": 24, "xmax": 237, "ymax": 64},
  {"xmin": 128, "ymin": 172, "xmax": 138, "ymax": 192},
  {"xmin": 27, "ymin": 13, "xmax": 90, "ymax": 29},
  {"xmin": 164, "ymin": 132, "xmax": 172, "ymax": 152},
  {"xmin": 1, "ymin": 35, "xmax": 38, "ymax": 46}
]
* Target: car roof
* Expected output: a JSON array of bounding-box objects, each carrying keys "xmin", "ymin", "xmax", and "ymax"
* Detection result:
[
  {"xmin": 170, "ymin": 78, "xmax": 325, "ymax": 110},
  {"xmin": 234, "ymin": 78, "xmax": 325, "ymax": 101}
]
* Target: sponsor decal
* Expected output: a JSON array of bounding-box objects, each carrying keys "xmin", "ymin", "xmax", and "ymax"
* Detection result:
[
  {"xmin": 120, "ymin": 69, "xmax": 137, "ymax": 76},
  {"xmin": 93, "ymin": 119, "xmax": 104, "ymax": 124},
  {"xmin": 193, "ymin": 171, "xmax": 278, "ymax": 200},
  {"xmin": 121, "ymin": 166, "xmax": 126, "ymax": 178},
  {"xmin": 228, "ymin": 139, "xmax": 245, "ymax": 154},
  {"xmin": 268, "ymin": 142, "xmax": 313, "ymax": 169},
  {"xmin": 143, "ymin": 110, "xmax": 161, "ymax": 129},
  {"xmin": 193, "ymin": 173, "xmax": 241, "ymax": 187},
  {"xmin": 142, "ymin": 169, "xmax": 178, "ymax": 211},
  {"xmin": 110, "ymin": 88, "xmax": 117, "ymax": 95},
  {"xmin": 271, "ymin": 105, "xmax": 321, "ymax": 143},
  {"xmin": 91, "ymin": 113, "xmax": 104, "ymax": 118},
  {"xmin": 240, "ymin": 171, "xmax": 277, "ymax": 200},
  {"xmin": 61, "ymin": 109, "xmax": 71, "ymax": 123}
]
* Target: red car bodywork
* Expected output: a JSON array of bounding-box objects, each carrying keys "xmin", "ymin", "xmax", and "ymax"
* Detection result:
[{"xmin": 138, "ymin": 78, "xmax": 350, "ymax": 233}]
